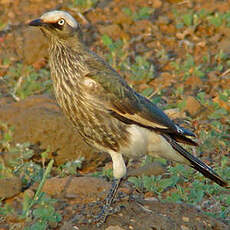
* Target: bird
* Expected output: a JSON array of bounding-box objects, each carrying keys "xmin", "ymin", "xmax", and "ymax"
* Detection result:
[{"xmin": 29, "ymin": 10, "xmax": 228, "ymax": 223}]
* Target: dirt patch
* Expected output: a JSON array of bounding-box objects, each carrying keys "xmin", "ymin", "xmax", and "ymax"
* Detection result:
[{"xmin": 1, "ymin": 177, "xmax": 228, "ymax": 229}]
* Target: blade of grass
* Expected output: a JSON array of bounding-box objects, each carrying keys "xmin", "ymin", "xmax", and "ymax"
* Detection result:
[{"xmin": 23, "ymin": 159, "xmax": 54, "ymax": 217}]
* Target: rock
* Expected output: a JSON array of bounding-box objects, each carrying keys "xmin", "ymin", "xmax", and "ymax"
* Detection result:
[
  {"xmin": 60, "ymin": 221, "xmax": 76, "ymax": 230},
  {"xmin": 0, "ymin": 177, "xmax": 22, "ymax": 198},
  {"xmin": 164, "ymin": 108, "xmax": 186, "ymax": 119},
  {"xmin": 19, "ymin": 27, "xmax": 48, "ymax": 65},
  {"xmin": 184, "ymin": 75, "xmax": 202, "ymax": 89},
  {"xmin": 98, "ymin": 24, "xmax": 126, "ymax": 40},
  {"xmin": 0, "ymin": 0, "xmax": 60, "ymax": 26},
  {"xmin": 151, "ymin": 0, "xmax": 162, "ymax": 8},
  {"xmin": 0, "ymin": 95, "xmax": 107, "ymax": 167},
  {"xmin": 213, "ymin": 95, "xmax": 230, "ymax": 113},
  {"xmin": 77, "ymin": 199, "xmax": 229, "ymax": 230},
  {"xmin": 127, "ymin": 162, "xmax": 166, "ymax": 177},
  {"xmin": 0, "ymin": 0, "xmax": 61, "ymax": 64},
  {"xmin": 218, "ymin": 38, "xmax": 230, "ymax": 54},
  {"xmin": 37, "ymin": 176, "xmax": 110, "ymax": 204},
  {"xmin": 106, "ymin": 226, "xmax": 125, "ymax": 230},
  {"xmin": 183, "ymin": 96, "xmax": 202, "ymax": 117},
  {"xmin": 0, "ymin": 26, "xmax": 48, "ymax": 66}
]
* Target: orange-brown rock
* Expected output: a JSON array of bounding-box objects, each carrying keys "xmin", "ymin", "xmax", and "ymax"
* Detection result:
[
  {"xmin": 0, "ymin": 95, "xmax": 107, "ymax": 167},
  {"xmin": 183, "ymin": 96, "xmax": 202, "ymax": 117},
  {"xmin": 0, "ymin": 177, "xmax": 22, "ymax": 198},
  {"xmin": 38, "ymin": 176, "xmax": 110, "ymax": 204}
]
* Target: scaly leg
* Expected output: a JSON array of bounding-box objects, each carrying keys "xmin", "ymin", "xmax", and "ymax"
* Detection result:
[{"xmin": 96, "ymin": 178, "xmax": 121, "ymax": 226}]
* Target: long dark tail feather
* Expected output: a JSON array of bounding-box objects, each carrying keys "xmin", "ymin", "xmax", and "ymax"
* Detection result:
[
  {"xmin": 162, "ymin": 134, "xmax": 228, "ymax": 188},
  {"xmin": 167, "ymin": 133, "xmax": 198, "ymax": 146}
]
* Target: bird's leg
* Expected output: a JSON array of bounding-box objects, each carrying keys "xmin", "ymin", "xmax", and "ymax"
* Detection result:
[
  {"xmin": 105, "ymin": 178, "xmax": 121, "ymax": 207},
  {"xmin": 94, "ymin": 152, "xmax": 126, "ymax": 225},
  {"xmin": 96, "ymin": 178, "xmax": 121, "ymax": 225}
]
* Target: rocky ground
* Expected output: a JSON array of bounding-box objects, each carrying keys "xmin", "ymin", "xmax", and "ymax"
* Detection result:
[{"xmin": 0, "ymin": 0, "xmax": 230, "ymax": 229}]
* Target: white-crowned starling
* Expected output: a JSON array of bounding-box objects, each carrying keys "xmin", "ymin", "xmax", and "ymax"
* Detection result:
[{"xmin": 29, "ymin": 10, "xmax": 228, "ymax": 223}]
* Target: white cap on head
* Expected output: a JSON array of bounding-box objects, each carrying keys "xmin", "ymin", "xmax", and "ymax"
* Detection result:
[{"xmin": 41, "ymin": 10, "xmax": 78, "ymax": 28}]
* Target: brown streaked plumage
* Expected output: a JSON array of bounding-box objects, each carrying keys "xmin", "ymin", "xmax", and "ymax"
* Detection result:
[{"xmin": 29, "ymin": 10, "xmax": 228, "ymax": 223}]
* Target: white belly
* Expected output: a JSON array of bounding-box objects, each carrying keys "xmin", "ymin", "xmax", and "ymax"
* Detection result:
[
  {"xmin": 120, "ymin": 125, "xmax": 149, "ymax": 157},
  {"xmin": 121, "ymin": 124, "xmax": 189, "ymax": 164}
]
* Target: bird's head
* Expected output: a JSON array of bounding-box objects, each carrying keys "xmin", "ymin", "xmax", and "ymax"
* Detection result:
[{"xmin": 28, "ymin": 10, "xmax": 82, "ymax": 42}]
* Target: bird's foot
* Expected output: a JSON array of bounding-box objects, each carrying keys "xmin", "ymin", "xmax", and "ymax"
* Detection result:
[
  {"xmin": 95, "ymin": 203, "xmax": 119, "ymax": 227},
  {"xmin": 94, "ymin": 178, "xmax": 121, "ymax": 227}
]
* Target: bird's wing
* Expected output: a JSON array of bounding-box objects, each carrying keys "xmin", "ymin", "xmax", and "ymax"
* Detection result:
[{"xmin": 85, "ymin": 70, "xmax": 195, "ymax": 141}]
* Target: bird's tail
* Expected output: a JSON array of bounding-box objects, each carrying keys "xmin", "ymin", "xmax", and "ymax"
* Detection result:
[{"xmin": 162, "ymin": 134, "xmax": 228, "ymax": 188}]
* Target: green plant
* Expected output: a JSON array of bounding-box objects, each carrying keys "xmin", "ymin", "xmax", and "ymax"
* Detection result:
[
  {"xmin": 208, "ymin": 13, "xmax": 223, "ymax": 27},
  {"xmin": 0, "ymin": 202, "xmax": 15, "ymax": 216},
  {"xmin": 22, "ymin": 160, "xmax": 62, "ymax": 229},
  {"xmin": 58, "ymin": 157, "xmax": 84, "ymax": 177},
  {"xmin": 70, "ymin": 0, "xmax": 98, "ymax": 10},
  {"xmin": 129, "ymin": 56, "xmax": 155, "ymax": 82},
  {"xmin": 101, "ymin": 34, "xmax": 125, "ymax": 68},
  {"xmin": 171, "ymin": 54, "xmax": 205, "ymax": 81},
  {"xmin": 0, "ymin": 123, "xmax": 62, "ymax": 228},
  {"xmin": 91, "ymin": 167, "xmax": 113, "ymax": 180},
  {"xmin": 4, "ymin": 65, "xmax": 51, "ymax": 100},
  {"xmin": 128, "ymin": 157, "xmax": 230, "ymax": 223},
  {"xmin": 173, "ymin": 9, "xmax": 230, "ymax": 29},
  {"xmin": 0, "ymin": 121, "xmax": 14, "ymax": 152},
  {"xmin": 134, "ymin": 7, "xmax": 154, "ymax": 20},
  {"xmin": 122, "ymin": 7, "xmax": 154, "ymax": 21},
  {"xmin": 101, "ymin": 34, "xmax": 156, "ymax": 96}
]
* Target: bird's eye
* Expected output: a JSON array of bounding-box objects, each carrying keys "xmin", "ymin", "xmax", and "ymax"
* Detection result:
[{"xmin": 58, "ymin": 19, "xmax": 65, "ymax": 26}]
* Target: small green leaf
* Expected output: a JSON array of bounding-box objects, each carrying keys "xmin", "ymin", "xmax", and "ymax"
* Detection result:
[
  {"xmin": 183, "ymin": 13, "xmax": 193, "ymax": 26},
  {"xmin": 27, "ymin": 221, "xmax": 48, "ymax": 230},
  {"xmin": 158, "ymin": 176, "xmax": 178, "ymax": 190},
  {"xmin": 122, "ymin": 7, "xmax": 132, "ymax": 17},
  {"xmin": 141, "ymin": 87, "xmax": 153, "ymax": 97},
  {"xmin": 101, "ymin": 34, "xmax": 113, "ymax": 47}
]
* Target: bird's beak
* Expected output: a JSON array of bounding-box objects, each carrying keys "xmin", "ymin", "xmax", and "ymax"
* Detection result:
[{"xmin": 28, "ymin": 18, "xmax": 44, "ymax": 27}]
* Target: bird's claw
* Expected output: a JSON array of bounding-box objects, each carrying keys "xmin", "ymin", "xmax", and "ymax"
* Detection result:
[
  {"xmin": 95, "ymin": 204, "xmax": 110, "ymax": 227},
  {"xmin": 95, "ymin": 203, "xmax": 121, "ymax": 227}
]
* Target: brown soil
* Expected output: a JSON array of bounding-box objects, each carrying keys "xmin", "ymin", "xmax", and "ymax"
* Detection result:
[{"xmin": 1, "ymin": 176, "xmax": 229, "ymax": 230}]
